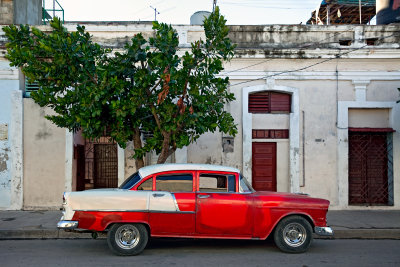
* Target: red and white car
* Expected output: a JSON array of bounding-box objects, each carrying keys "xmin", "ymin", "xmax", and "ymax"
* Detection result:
[{"xmin": 58, "ymin": 163, "xmax": 333, "ymax": 255}]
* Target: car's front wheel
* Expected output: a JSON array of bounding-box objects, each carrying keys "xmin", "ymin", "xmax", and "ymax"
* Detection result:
[
  {"xmin": 107, "ymin": 223, "xmax": 148, "ymax": 256},
  {"xmin": 273, "ymin": 215, "xmax": 313, "ymax": 253}
]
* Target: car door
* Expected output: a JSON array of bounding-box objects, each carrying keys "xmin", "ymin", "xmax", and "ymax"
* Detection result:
[
  {"xmin": 195, "ymin": 172, "xmax": 253, "ymax": 237},
  {"xmin": 148, "ymin": 171, "xmax": 196, "ymax": 236}
]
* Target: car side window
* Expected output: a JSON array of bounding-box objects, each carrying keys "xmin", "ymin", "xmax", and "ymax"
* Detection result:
[
  {"xmin": 155, "ymin": 174, "xmax": 193, "ymax": 192},
  {"xmin": 137, "ymin": 178, "xmax": 153, "ymax": 191},
  {"xmin": 199, "ymin": 174, "xmax": 236, "ymax": 193}
]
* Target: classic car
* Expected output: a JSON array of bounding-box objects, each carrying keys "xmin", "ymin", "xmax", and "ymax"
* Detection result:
[{"xmin": 58, "ymin": 163, "xmax": 333, "ymax": 255}]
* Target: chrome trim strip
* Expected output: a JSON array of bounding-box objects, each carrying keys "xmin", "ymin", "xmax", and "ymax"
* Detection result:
[
  {"xmin": 315, "ymin": 226, "xmax": 334, "ymax": 236},
  {"xmin": 150, "ymin": 211, "xmax": 195, "ymax": 214},
  {"xmin": 57, "ymin": 220, "xmax": 78, "ymax": 229},
  {"xmin": 74, "ymin": 209, "xmax": 194, "ymax": 214},
  {"xmin": 75, "ymin": 209, "xmax": 149, "ymax": 212},
  {"xmin": 196, "ymin": 191, "xmax": 238, "ymax": 194},
  {"xmin": 171, "ymin": 194, "xmax": 180, "ymax": 212}
]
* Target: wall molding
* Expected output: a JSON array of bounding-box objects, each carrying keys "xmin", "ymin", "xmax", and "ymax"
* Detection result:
[
  {"xmin": 337, "ymin": 100, "xmax": 400, "ymax": 208},
  {"xmin": 224, "ymin": 71, "xmax": 400, "ymax": 81},
  {"xmin": 242, "ymin": 82, "xmax": 300, "ymax": 193},
  {"xmin": 0, "ymin": 69, "xmax": 19, "ymax": 80}
]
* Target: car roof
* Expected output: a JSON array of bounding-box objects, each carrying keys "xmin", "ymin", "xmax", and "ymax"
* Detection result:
[{"xmin": 138, "ymin": 163, "xmax": 240, "ymax": 178}]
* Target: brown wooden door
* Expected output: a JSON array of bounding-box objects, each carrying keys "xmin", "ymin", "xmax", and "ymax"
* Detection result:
[
  {"xmin": 252, "ymin": 142, "xmax": 277, "ymax": 191},
  {"xmin": 349, "ymin": 132, "xmax": 388, "ymax": 205}
]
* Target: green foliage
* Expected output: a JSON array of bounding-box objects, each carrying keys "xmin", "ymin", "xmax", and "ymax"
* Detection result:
[{"xmin": 3, "ymin": 7, "xmax": 237, "ymax": 164}]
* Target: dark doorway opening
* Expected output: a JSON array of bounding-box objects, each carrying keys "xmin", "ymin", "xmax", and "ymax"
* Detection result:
[{"xmin": 75, "ymin": 136, "xmax": 118, "ymax": 190}]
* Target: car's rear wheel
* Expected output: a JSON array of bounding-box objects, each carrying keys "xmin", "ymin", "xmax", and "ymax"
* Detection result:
[
  {"xmin": 107, "ymin": 223, "xmax": 148, "ymax": 256},
  {"xmin": 273, "ymin": 216, "xmax": 313, "ymax": 253}
]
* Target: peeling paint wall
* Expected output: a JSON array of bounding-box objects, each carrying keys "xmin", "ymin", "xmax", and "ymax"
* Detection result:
[
  {"xmin": 0, "ymin": 0, "xmax": 13, "ymax": 24},
  {"xmin": 0, "ymin": 60, "xmax": 20, "ymax": 210},
  {"xmin": 0, "ymin": 0, "xmax": 42, "ymax": 25},
  {"xmin": 0, "ymin": 86, "xmax": 13, "ymax": 208},
  {"xmin": 23, "ymin": 99, "xmax": 66, "ymax": 209}
]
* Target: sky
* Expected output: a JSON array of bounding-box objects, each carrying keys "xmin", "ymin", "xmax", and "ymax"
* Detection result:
[{"xmin": 52, "ymin": 0, "xmax": 323, "ymax": 25}]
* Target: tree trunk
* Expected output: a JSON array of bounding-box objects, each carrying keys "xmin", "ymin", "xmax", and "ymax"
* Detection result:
[
  {"xmin": 133, "ymin": 128, "xmax": 145, "ymax": 169},
  {"xmin": 157, "ymin": 133, "xmax": 172, "ymax": 164}
]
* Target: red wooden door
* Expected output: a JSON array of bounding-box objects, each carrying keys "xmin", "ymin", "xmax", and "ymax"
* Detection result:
[
  {"xmin": 252, "ymin": 142, "xmax": 277, "ymax": 191},
  {"xmin": 349, "ymin": 132, "xmax": 388, "ymax": 205}
]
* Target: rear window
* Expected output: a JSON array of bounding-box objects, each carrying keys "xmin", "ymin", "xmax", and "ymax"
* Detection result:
[
  {"xmin": 199, "ymin": 174, "xmax": 236, "ymax": 193},
  {"xmin": 119, "ymin": 172, "xmax": 141, "ymax": 189},
  {"xmin": 137, "ymin": 178, "xmax": 153, "ymax": 191},
  {"xmin": 155, "ymin": 174, "xmax": 193, "ymax": 192}
]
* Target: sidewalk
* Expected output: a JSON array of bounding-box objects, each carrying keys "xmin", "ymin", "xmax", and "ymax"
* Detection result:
[{"xmin": 0, "ymin": 210, "xmax": 399, "ymax": 239}]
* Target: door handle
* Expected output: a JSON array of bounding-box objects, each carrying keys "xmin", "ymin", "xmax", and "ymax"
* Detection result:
[
  {"xmin": 152, "ymin": 193, "xmax": 165, "ymax": 197},
  {"xmin": 198, "ymin": 195, "xmax": 210, "ymax": 199}
]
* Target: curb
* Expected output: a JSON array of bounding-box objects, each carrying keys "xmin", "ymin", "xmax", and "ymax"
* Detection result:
[
  {"xmin": 330, "ymin": 229, "xmax": 400, "ymax": 239},
  {"xmin": 0, "ymin": 229, "xmax": 92, "ymax": 239},
  {"xmin": 1, "ymin": 229, "xmax": 400, "ymax": 240}
]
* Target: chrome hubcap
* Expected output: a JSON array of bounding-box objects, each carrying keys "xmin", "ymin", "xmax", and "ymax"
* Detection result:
[
  {"xmin": 115, "ymin": 225, "xmax": 140, "ymax": 249},
  {"xmin": 283, "ymin": 223, "xmax": 307, "ymax": 247}
]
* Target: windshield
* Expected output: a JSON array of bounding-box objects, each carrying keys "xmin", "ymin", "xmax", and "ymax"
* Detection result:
[
  {"xmin": 239, "ymin": 174, "xmax": 255, "ymax": 193},
  {"xmin": 119, "ymin": 172, "xmax": 141, "ymax": 189}
]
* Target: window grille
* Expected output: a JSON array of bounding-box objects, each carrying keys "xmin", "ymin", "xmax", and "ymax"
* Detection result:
[
  {"xmin": 348, "ymin": 131, "xmax": 393, "ymax": 206},
  {"xmin": 24, "ymin": 78, "xmax": 39, "ymax": 98}
]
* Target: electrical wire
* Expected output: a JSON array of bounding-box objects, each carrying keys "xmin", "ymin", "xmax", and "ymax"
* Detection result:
[{"xmin": 223, "ymin": 59, "xmax": 275, "ymax": 74}]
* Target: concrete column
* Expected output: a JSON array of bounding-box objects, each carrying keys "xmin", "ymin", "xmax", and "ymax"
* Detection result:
[
  {"xmin": 118, "ymin": 145, "xmax": 125, "ymax": 186},
  {"xmin": 64, "ymin": 130, "xmax": 73, "ymax": 192},
  {"xmin": 352, "ymin": 80, "xmax": 370, "ymax": 102}
]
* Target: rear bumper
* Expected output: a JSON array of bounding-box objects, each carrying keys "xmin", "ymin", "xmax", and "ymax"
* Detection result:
[
  {"xmin": 57, "ymin": 220, "xmax": 79, "ymax": 229},
  {"xmin": 315, "ymin": 226, "xmax": 334, "ymax": 236}
]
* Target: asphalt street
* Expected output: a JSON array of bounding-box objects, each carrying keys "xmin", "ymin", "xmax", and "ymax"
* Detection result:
[{"xmin": 1, "ymin": 239, "xmax": 399, "ymax": 267}]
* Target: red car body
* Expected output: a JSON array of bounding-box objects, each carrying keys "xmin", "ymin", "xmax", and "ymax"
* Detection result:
[{"xmin": 58, "ymin": 164, "xmax": 333, "ymax": 255}]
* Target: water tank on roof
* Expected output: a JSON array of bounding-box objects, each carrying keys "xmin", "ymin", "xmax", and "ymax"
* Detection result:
[
  {"xmin": 376, "ymin": 0, "xmax": 400, "ymax": 24},
  {"xmin": 190, "ymin": 11, "xmax": 211, "ymax": 25}
]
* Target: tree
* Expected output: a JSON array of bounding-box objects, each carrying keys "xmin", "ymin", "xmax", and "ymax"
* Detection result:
[{"xmin": 3, "ymin": 7, "xmax": 237, "ymax": 169}]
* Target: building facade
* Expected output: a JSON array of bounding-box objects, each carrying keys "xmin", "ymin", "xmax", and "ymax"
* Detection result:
[{"xmin": 0, "ymin": 22, "xmax": 399, "ymax": 210}]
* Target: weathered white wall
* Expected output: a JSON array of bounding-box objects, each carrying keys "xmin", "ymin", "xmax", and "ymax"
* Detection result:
[
  {"xmin": 224, "ymin": 56, "xmax": 400, "ymax": 208},
  {"xmin": 23, "ymin": 99, "xmax": 66, "ymax": 209},
  {"xmin": 349, "ymin": 108, "xmax": 390, "ymax": 128}
]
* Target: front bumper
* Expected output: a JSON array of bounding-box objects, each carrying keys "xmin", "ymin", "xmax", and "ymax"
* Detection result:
[
  {"xmin": 315, "ymin": 226, "xmax": 334, "ymax": 236},
  {"xmin": 57, "ymin": 220, "xmax": 79, "ymax": 229}
]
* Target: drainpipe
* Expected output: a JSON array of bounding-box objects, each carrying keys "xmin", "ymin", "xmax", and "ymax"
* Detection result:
[{"xmin": 327, "ymin": 4, "xmax": 330, "ymax": 25}]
